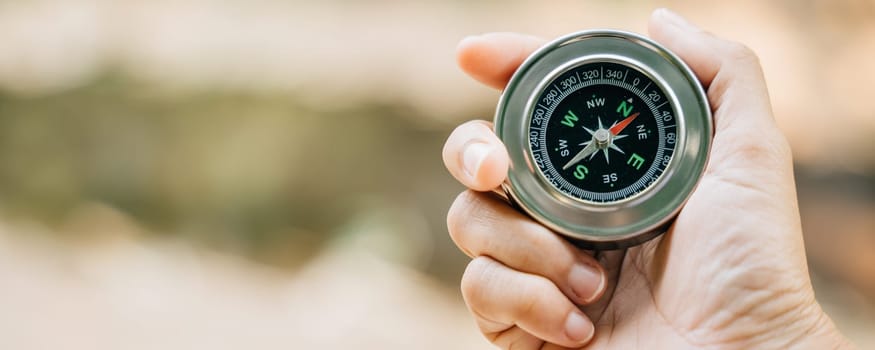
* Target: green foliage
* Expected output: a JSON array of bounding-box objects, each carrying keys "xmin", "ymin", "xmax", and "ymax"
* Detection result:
[{"xmin": 0, "ymin": 74, "xmax": 466, "ymax": 274}]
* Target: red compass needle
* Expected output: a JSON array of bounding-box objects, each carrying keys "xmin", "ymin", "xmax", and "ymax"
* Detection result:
[{"xmin": 609, "ymin": 112, "xmax": 639, "ymax": 135}]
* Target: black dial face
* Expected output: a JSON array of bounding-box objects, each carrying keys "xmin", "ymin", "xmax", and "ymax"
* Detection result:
[{"xmin": 529, "ymin": 62, "xmax": 678, "ymax": 203}]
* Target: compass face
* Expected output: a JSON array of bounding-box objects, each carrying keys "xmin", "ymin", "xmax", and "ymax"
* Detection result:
[{"xmin": 529, "ymin": 62, "xmax": 677, "ymax": 203}]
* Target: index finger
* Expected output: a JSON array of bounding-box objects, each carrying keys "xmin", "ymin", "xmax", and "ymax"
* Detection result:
[{"xmin": 457, "ymin": 33, "xmax": 547, "ymax": 90}]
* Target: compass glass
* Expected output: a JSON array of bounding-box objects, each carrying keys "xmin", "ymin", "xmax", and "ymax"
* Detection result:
[{"xmin": 529, "ymin": 61, "xmax": 677, "ymax": 203}]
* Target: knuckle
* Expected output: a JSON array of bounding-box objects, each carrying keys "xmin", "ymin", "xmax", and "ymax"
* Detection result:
[
  {"xmin": 528, "ymin": 225, "xmax": 561, "ymax": 255},
  {"xmin": 511, "ymin": 277, "xmax": 551, "ymax": 319},
  {"xmin": 510, "ymin": 248, "xmax": 538, "ymax": 275},
  {"xmin": 523, "ymin": 224, "xmax": 576, "ymax": 275},
  {"xmin": 515, "ymin": 289, "xmax": 540, "ymax": 320},
  {"xmin": 510, "ymin": 279, "xmax": 556, "ymax": 321},
  {"xmin": 447, "ymin": 191, "xmax": 478, "ymax": 243},
  {"xmin": 522, "ymin": 229, "xmax": 570, "ymax": 275},
  {"xmin": 460, "ymin": 256, "xmax": 496, "ymax": 307},
  {"xmin": 447, "ymin": 190, "xmax": 502, "ymax": 253}
]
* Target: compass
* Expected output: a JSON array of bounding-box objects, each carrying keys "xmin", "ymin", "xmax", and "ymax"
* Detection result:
[{"xmin": 495, "ymin": 30, "xmax": 712, "ymax": 249}]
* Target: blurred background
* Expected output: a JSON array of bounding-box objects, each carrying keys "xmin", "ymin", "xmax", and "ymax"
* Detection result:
[{"xmin": 0, "ymin": 0, "xmax": 872, "ymax": 348}]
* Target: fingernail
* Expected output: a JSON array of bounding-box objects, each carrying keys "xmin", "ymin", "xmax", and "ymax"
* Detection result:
[
  {"xmin": 569, "ymin": 262, "xmax": 605, "ymax": 304},
  {"xmin": 657, "ymin": 8, "xmax": 699, "ymax": 31},
  {"xmin": 462, "ymin": 142, "xmax": 492, "ymax": 178},
  {"xmin": 564, "ymin": 312, "xmax": 594, "ymax": 343}
]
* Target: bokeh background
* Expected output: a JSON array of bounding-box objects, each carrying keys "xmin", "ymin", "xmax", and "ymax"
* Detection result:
[{"xmin": 0, "ymin": 0, "xmax": 872, "ymax": 348}]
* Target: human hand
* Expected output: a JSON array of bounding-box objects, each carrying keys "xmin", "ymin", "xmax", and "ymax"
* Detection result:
[{"xmin": 442, "ymin": 9, "xmax": 854, "ymax": 349}]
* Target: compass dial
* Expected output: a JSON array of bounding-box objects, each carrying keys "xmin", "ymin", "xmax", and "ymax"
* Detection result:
[{"xmin": 530, "ymin": 62, "xmax": 676, "ymax": 203}]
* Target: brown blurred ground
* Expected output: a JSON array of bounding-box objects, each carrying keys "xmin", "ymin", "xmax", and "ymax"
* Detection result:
[{"xmin": 0, "ymin": 0, "xmax": 872, "ymax": 348}]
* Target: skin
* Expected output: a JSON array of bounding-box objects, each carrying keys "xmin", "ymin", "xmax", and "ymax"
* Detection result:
[{"xmin": 442, "ymin": 9, "xmax": 855, "ymax": 350}]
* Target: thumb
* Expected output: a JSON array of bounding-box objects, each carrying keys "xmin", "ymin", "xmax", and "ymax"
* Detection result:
[{"xmin": 648, "ymin": 8, "xmax": 793, "ymax": 184}]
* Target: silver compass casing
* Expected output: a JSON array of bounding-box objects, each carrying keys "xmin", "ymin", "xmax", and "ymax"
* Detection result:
[{"xmin": 494, "ymin": 30, "xmax": 713, "ymax": 249}]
